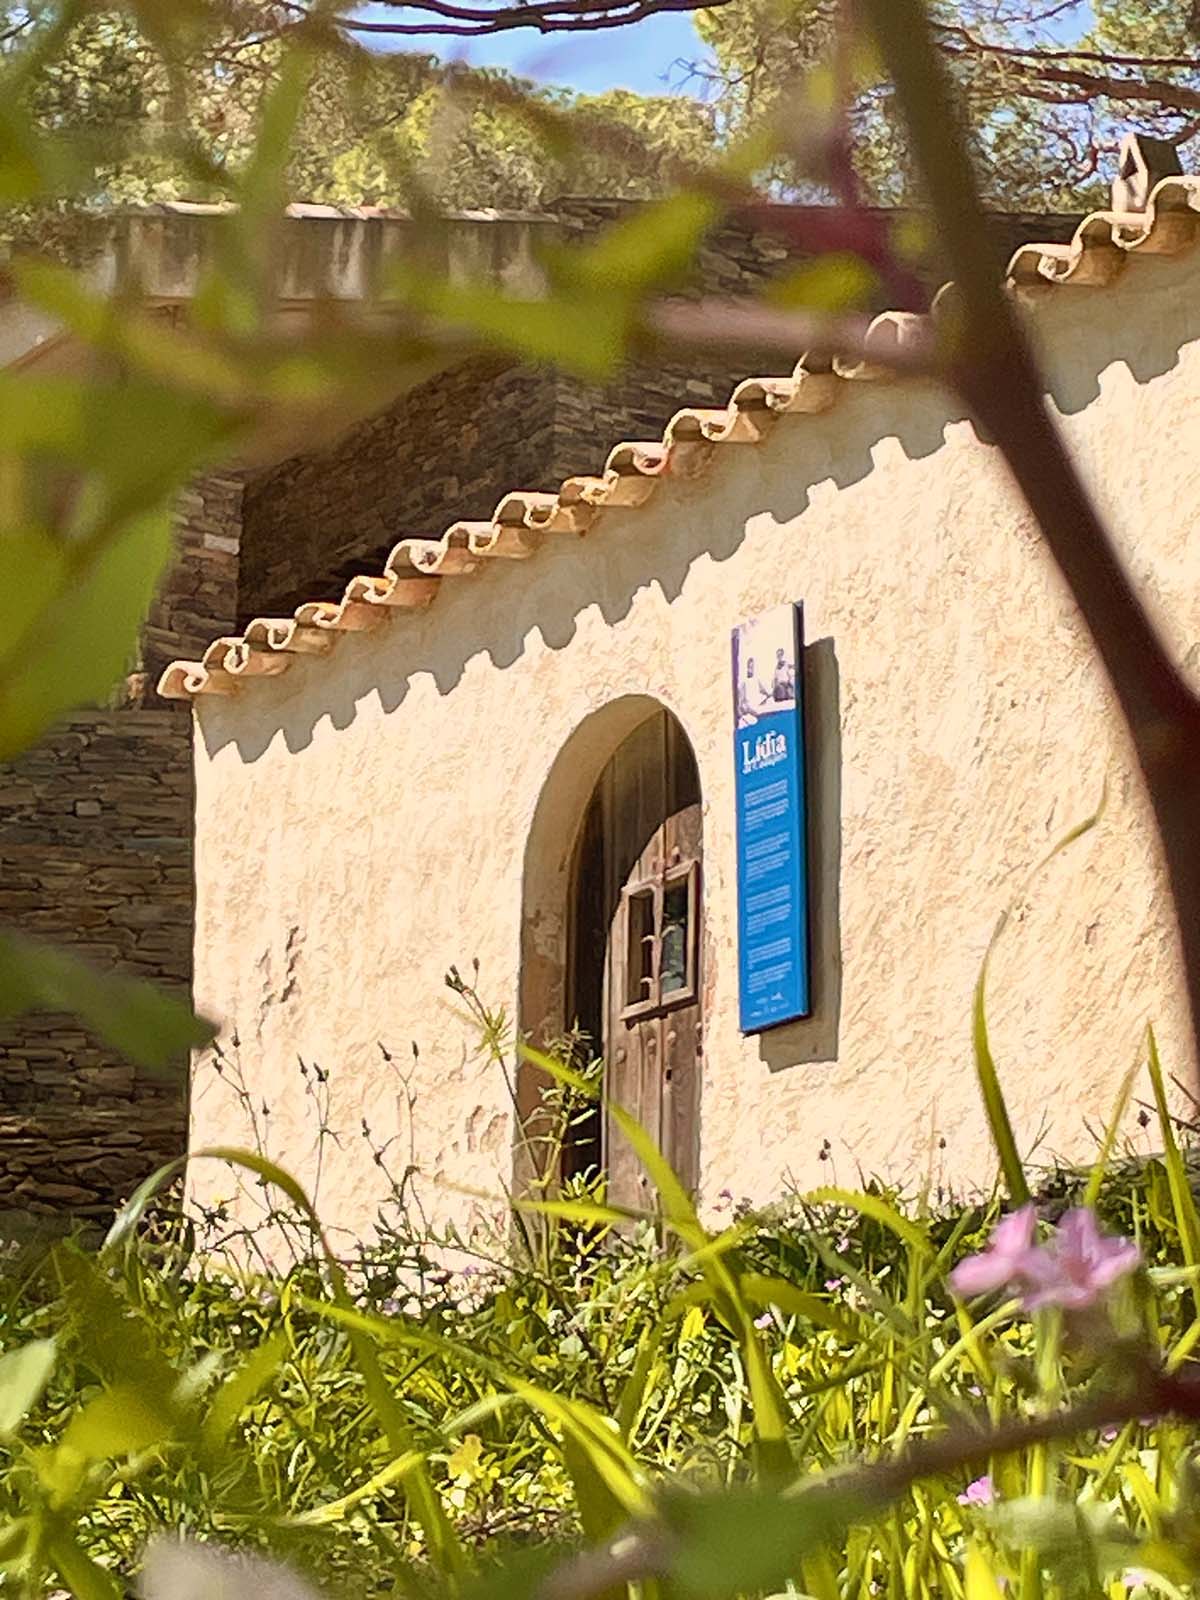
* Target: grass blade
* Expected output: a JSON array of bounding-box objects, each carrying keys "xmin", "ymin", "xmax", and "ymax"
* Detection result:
[{"xmin": 1146, "ymin": 1025, "xmax": 1200, "ymax": 1320}]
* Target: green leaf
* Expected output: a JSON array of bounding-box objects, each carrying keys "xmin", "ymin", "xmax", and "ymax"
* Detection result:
[
  {"xmin": 797, "ymin": 1187, "xmax": 933, "ymax": 1257},
  {"xmin": 558, "ymin": 190, "xmax": 721, "ymax": 295},
  {"xmin": 1084, "ymin": 1060, "xmax": 1138, "ymax": 1209},
  {"xmin": 766, "ymin": 253, "xmax": 879, "ymax": 312},
  {"xmin": 663, "ymin": 1482, "xmax": 879, "ymax": 1600},
  {"xmin": 102, "ymin": 1155, "xmax": 191, "ymax": 1259},
  {"xmin": 517, "ymin": 1198, "xmax": 642, "ymax": 1230},
  {"xmin": 971, "ymin": 784, "xmax": 1106, "ymax": 1205},
  {"xmin": 172, "ymin": 1149, "xmax": 469, "ymax": 1590},
  {"xmin": 306, "ymin": 1298, "xmax": 654, "ymax": 1522},
  {"xmin": 0, "ymin": 104, "xmax": 47, "ymax": 202},
  {"xmin": 391, "ymin": 272, "xmax": 625, "ymax": 381},
  {"xmin": 739, "ymin": 1273, "xmax": 858, "ymax": 1338},
  {"xmin": 0, "ymin": 105, "xmax": 86, "ymax": 204},
  {"xmin": 972, "ymin": 939, "xmax": 1029, "ymax": 1208},
  {"xmin": 57, "ymin": 1384, "xmax": 173, "ymax": 1465},
  {"xmin": 53, "ymin": 1248, "xmax": 180, "ymax": 1397},
  {"xmin": 201, "ymin": 1331, "xmax": 289, "ymax": 1453},
  {"xmin": 0, "ymin": 933, "xmax": 211, "ymax": 1071},
  {"xmin": 0, "ymin": 505, "xmax": 174, "ymax": 761},
  {"xmin": 801, "ymin": 1547, "xmax": 841, "ymax": 1600},
  {"xmin": 965, "ymin": 1542, "xmax": 1007, "ymax": 1600},
  {"xmin": 560, "ymin": 1429, "xmax": 629, "ymax": 1545},
  {"xmin": 0, "ymin": 1339, "xmax": 56, "ymax": 1439},
  {"xmin": 520, "ymin": 1045, "xmax": 600, "ymax": 1101},
  {"xmin": 287, "ymin": 1393, "xmax": 515, "ymax": 1528},
  {"xmin": 606, "ymin": 1097, "xmax": 702, "ymax": 1246},
  {"xmin": 587, "ymin": 1070, "xmax": 794, "ymax": 1482},
  {"xmin": 196, "ymin": 1147, "xmax": 319, "ymax": 1224},
  {"xmin": 11, "ymin": 263, "xmax": 248, "ymax": 402},
  {"xmin": 462, "ymin": 1543, "xmax": 571, "ymax": 1600},
  {"xmin": 615, "ymin": 1322, "xmax": 666, "ymax": 1444},
  {"xmin": 46, "ymin": 1529, "xmax": 122, "ymax": 1600}
]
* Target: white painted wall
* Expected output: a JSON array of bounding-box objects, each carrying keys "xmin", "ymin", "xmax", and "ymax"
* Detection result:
[{"xmin": 190, "ymin": 246, "xmax": 1200, "ymax": 1242}]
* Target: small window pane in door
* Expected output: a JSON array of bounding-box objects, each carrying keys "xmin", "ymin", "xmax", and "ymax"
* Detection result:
[
  {"xmin": 660, "ymin": 880, "xmax": 690, "ymax": 994},
  {"xmin": 625, "ymin": 887, "xmax": 656, "ymax": 1008}
]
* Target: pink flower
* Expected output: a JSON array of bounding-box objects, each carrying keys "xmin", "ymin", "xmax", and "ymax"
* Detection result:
[
  {"xmin": 949, "ymin": 1206, "xmax": 1140, "ymax": 1314},
  {"xmin": 1020, "ymin": 1209, "xmax": 1141, "ymax": 1312},
  {"xmin": 824, "ymin": 1277, "xmax": 845, "ymax": 1292},
  {"xmin": 949, "ymin": 1206, "xmax": 1038, "ymax": 1297},
  {"xmin": 753, "ymin": 1311, "xmax": 773, "ymax": 1330},
  {"xmin": 956, "ymin": 1475, "xmax": 994, "ymax": 1507}
]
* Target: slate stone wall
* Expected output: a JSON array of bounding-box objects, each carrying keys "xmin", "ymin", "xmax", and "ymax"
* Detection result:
[
  {"xmin": 137, "ymin": 472, "xmax": 243, "ymax": 706},
  {"xmin": 0, "ymin": 475, "xmax": 240, "ymax": 1225},
  {"xmin": 239, "ymin": 355, "xmax": 557, "ymax": 622},
  {"xmin": 0, "ymin": 711, "xmax": 193, "ymax": 1220},
  {"xmin": 235, "ymin": 210, "xmax": 802, "ymax": 621}
]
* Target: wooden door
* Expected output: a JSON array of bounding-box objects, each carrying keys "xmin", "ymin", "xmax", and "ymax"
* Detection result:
[{"xmin": 567, "ymin": 711, "xmax": 702, "ymax": 1209}]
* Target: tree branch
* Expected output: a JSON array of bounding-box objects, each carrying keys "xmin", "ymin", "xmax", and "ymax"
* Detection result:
[
  {"xmin": 280, "ymin": 0, "xmax": 725, "ymax": 38},
  {"xmin": 534, "ymin": 1363, "xmax": 1200, "ymax": 1600},
  {"xmin": 933, "ymin": 24, "xmax": 1200, "ymax": 73},
  {"xmin": 642, "ymin": 298, "xmax": 937, "ymax": 375},
  {"xmin": 974, "ymin": 55, "xmax": 1200, "ymax": 116}
]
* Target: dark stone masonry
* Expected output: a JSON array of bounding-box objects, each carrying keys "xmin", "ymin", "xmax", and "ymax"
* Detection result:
[
  {"xmin": 0, "ymin": 199, "xmax": 1084, "ymax": 1225},
  {"xmin": 0, "ymin": 474, "xmax": 241, "ymax": 1226},
  {"xmin": 0, "ymin": 710, "xmax": 193, "ymax": 1222}
]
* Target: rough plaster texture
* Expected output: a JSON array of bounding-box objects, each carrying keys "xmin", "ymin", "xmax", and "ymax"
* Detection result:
[{"xmin": 191, "ymin": 247, "xmax": 1200, "ymax": 1242}]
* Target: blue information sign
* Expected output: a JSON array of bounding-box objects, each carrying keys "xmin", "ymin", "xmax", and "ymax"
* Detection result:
[{"xmin": 731, "ymin": 602, "xmax": 811, "ymax": 1032}]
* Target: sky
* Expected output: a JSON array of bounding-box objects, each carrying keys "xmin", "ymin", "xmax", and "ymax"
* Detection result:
[
  {"xmin": 350, "ymin": 2, "xmax": 709, "ymax": 94},
  {"xmin": 349, "ymin": 0, "xmax": 1097, "ymax": 97}
]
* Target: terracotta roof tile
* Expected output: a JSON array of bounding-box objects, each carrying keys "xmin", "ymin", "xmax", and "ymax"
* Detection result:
[{"xmin": 159, "ymin": 176, "xmax": 1200, "ymax": 701}]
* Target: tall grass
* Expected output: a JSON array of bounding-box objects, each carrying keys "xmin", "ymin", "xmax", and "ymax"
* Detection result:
[{"xmin": 1, "ymin": 1102, "xmax": 1199, "ymax": 1600}]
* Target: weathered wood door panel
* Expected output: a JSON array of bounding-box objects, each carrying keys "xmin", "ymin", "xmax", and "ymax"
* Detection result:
[{"xmin": 567, "ymin": 710, "xmax": 702, "ymax": 1207}]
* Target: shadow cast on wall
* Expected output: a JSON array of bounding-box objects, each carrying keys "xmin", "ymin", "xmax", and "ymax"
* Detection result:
[
  {"xmin": 758, "ymin": 636, "xmax": 842, "ymax": 1072},
  {"xmin": 197, "ymin": 253, "xmax": 1196, "ymax": 776},
  {"xmin": 201, "ymin": 380, "xmax": 957, "ymax": 767}
]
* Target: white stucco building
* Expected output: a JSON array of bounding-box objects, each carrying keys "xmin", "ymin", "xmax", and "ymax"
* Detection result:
[{"xmin": 163, "ymin": 174, "xmax": 1200, "ymax": 1241}]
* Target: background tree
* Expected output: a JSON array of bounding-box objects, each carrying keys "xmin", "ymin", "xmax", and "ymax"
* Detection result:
[
  {"xmin": 1, "ymin": 0, "xmax": 718, "ymax": 259},
  {"xmin": 692, "ymin": 0, "xmax": 1200, "ymax": 209}
]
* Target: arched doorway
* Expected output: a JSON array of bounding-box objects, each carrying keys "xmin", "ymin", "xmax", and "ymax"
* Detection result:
[{"xmin": 564, "ymin": 708, "xmax": 702, "ymax": 1206}]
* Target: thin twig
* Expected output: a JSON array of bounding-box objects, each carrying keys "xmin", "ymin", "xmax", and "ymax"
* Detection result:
[
  {"xmin": 642, "ymin": 297, "xmax": 938, "ymax": 373},
  {"xmin": 280, "ymin": 0, "xmax": 728, "ymax": 38},
  {"xmin": 534, "ymin": 1365, "xmax": 1200, "ymax": 1600}
]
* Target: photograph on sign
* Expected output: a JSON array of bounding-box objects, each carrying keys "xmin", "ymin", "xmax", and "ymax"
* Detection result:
[
  {"xmin": 733, "ymin": 609, "xmax": 798, "ymax": 727},
  {"xmin": 731, "ymin": 602, "xmax": 811, "ymax": 1033}
]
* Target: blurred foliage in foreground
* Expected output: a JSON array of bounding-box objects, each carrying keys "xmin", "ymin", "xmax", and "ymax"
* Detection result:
[{"xmin": 5, "ymin": 5, "xmax": 1200, "ymax": 1599}]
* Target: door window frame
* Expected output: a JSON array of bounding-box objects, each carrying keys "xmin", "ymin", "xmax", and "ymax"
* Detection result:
[{"xmin": 619, "ymin": 857, "xmax": 700, "ymax": 1021}]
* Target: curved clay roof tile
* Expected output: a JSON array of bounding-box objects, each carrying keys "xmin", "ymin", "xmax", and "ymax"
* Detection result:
[{"xmin": 159, "ymin": 175, "xmax": 1200, "ymax": 702}]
